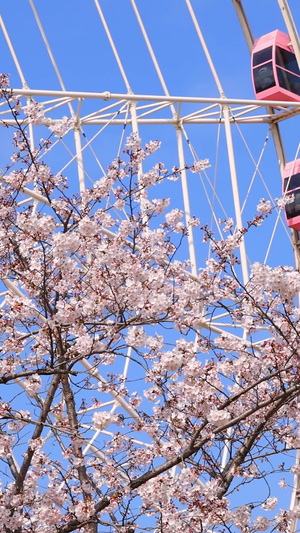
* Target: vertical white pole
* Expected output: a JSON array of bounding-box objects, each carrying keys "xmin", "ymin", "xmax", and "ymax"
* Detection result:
[
  {"xmin": 176, "ymin": 125, "xmax": 197, "ymax": 276},
  {"xmin": 219, "ymin": 104, "xmax": 249, "ymax": 469},
  {"xmin": 290, "ymin": 448, "xmax": 300, "ymax": 533},
  {"xmin": 223, "ymin": 105, "xmax": 249, "ymax": 285},
  {"xmin": 74, "ymin": 126, "xmax": 85, "ymax": 194},
  {"xmin": 130, "ymin": 100, "xmax": 148, "ymax": 224}
]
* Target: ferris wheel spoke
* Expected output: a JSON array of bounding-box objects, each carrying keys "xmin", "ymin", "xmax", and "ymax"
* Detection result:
[{"xmin": 28, "ymin": 0, "xmax": 75, "ymax": 118}]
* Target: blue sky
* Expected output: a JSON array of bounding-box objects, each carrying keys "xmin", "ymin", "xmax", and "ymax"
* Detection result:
[{"xmin": 1, "ymin": 1, "xmax": 299, "ymax": 96}]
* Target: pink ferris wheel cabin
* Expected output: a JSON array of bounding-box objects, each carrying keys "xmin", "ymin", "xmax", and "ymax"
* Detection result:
[
  {"xmin": 283, "ymin": 160, "xmax": 300, "ymax": 231},
  {"xmin": 252, "ymin": 30, "xmax": 300, "ymax": 102}
]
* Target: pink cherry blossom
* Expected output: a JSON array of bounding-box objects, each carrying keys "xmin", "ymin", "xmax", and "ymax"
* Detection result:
[
  {"xmin": 190, "ymin": 158, "xmax": 211, "ymax": 173},
  {"xmin": 254, "ymin": 516, "xmax": 271, "ymax": 531},
  {"xmin": 262, "ymin": 497, "xmax": 278, "ymax": 511},
  {"xmin": 0, "ymin": 76, "xmax": 298, "ymax": 533},
  {"xmin": 24, "ymin": 101, "xmax": 45, "ymax": 125},
  {"xmin": 49, "ymin": 116, "xmax": 76, "ymax": 137},
  {"xmin": 257, "ymin": 197, "xmax": 272, "ymax": 214},
  {"xmin": 92, "ymin": 411, "xmax": 119, "ymax": 430}
]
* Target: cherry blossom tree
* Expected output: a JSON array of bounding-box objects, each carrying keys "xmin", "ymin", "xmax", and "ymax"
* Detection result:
[{"xmin": 0, "ymin": 74, "xmax": 300, "ymax": 533}]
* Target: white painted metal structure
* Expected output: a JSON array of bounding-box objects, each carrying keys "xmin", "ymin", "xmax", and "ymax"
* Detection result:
[{"xmin": 0, "ymin": 0, "xmax": 300, "ymax": 530}]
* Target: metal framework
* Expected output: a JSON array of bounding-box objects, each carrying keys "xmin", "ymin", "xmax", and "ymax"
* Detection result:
[{"xmin": 0, "ymin": 0, "xmax": 300, "ymax": 530}]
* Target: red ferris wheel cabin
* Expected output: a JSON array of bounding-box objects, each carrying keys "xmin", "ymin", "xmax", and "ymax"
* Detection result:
[
  {"xmin": 283, "ymin": 160, "xmax": 300, "ymax": 231},
  {"xmin": 252, "ymin": 30, "xmax": 300, "ymax": 102}
]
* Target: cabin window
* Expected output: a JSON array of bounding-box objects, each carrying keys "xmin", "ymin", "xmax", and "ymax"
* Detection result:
[
  {"xmin": 276, "ymin": 47, "xmax": 300, "ymax": 75},
  {"xmin": 285, "ymin": 190, "xmax": 300, "ymax": 219},
  {"xmin": 253, "ymin": 47, "xmax": 273, "ymax": 67},
  {"xmin": 277, "ymin": 68, "xmax": 300, "ymax": 95},
  {"xmin": 253, "ymin": 62, "xmax": 275, "ymax": 93},
  {"xmin": 275, "ymin": 47, "xmax": 300, "ymax": 95},
  {"xmin": 284, "ymin": 172, "xmax": 300, "ymax": 191}
]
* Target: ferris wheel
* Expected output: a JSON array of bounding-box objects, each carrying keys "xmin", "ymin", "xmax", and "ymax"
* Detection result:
[{"xmin": 0, "ymin": 1, "xmax": 300, "ymax": 531}]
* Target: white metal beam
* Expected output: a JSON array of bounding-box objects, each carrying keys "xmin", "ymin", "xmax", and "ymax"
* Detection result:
[{"xmin": 11, "ymin": 87, "xmax": 300, "ymax": 107}]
